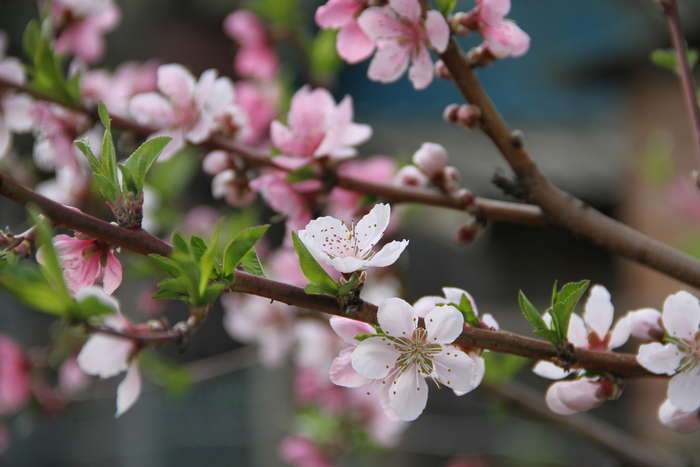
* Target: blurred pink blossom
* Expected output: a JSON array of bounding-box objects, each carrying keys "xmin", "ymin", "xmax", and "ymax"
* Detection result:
[
  {"xmin": 667, "ymin": 177, "xmax": 700, "ymax": 223},
  {"xmin": 249, "ymin": 169, "xmax": 312, "ymax": 234},
  {"xmin": 358, "ymin": 0, "xmax": 449, "ymax": 90},
  {"xmin": 475, "ymin": 0, "xmax": 530, "ymax": 58},
  {"xmin": 180, "ymin": 206, "xmax": 221, "ymax": 236},
  {"xmin": 315, "ymin": 0, "xmax": 374, "ymax": 63},
  {"xmin": 235, "ymin": 80, "xmax": 279, "ymax": 145},
  {"xmin": 52, "ymin": 0, "xmax": 120, "ymax": 64},
  {"xmin": 279, "ymin": 436, "xmax": 332, "ymax": 467},
  {"xmin": 58, "ymin": 357, "xmax": 90, "ymax": 396},
  {"xmin": 0, "ymin": 335, "xmax": 30, "ymax": 416},
  {"xmin": 224, "ymin": 10, "xmax": 278, "ymax": 80},
  {"xmin": 81, "ymin": 61, "xmax": 158, "ymax": 117}
]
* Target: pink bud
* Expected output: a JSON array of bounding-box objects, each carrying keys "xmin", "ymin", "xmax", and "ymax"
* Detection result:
[
  {"xmin": 451, "ymin": 11, "xmax": 480, "ymax": 33},
  {"xmin": 202, "ymin": 150, "xmax": 230, "ymax": 175},
  {"xmin": 434, "ymin": 60, "xmax": 452, "ymax": 80},
  {"xmin": 452, "ymin": 188, "xmax": 475, "ymax": 207},
  {"xmin": 626, "ymin": 308, "xmax": 664, "ymax": 341},
  {"xmin": 443, "ymin": 103, "xmax": 460, "ymax": 123},
  {"xmin": 394, "ymin": 166, "xmax": 428, "ymax": 188},
  {"xmin": 413, "ymin": 142, "xmax": 449, "ymax": 177},
  {"xmin": 545, "ymin": 379, "xmax": 611, "ymax": 415},
  {"xmin": 223, "ymin": 10, "xmax": 267, "ymax": 45},
  {"xmin": 442, "ymin": 166, "xmax": 461, "ymax": 192},
  {"xmin": 456, "ymin": 104, "xmax": 482, "ymax": 128}
]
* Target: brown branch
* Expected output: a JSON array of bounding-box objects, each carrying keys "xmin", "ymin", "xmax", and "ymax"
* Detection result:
[
  {"xmin": 0, "ymin": 77, "xmax": 544, "ymax": 227},
  {"xmin": 0, "ymin": 172, "xmax": 656, "ymax": 378},
  {"xmin": 439, "ymin": 39, "xmax": 700, "ymax": 290},
  {"xmin": 660, "ymin": 0, "xmax": 700, "ymax": 172},
  {"xmin": 488, "ymin": 381, "xmax": 687, "ymax": 467}
]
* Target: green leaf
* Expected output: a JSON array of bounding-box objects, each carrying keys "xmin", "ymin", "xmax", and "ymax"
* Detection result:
[
  {"xmin": 458, "ymin": 294, "xmax": 480, "ymax": 327},
  {"xmin": 74, "ymin": 139, "xmax": 101, "ymax": 172},
  {"xmin": 189, "ymin": 236, "xmax": 207, "ymax": 263},
  {"xmin": 0, "ymin": 261, "xmax": 68, "ymax": 315},
  {"xmin": 304, "ymin": 283, "xmax": 340, "ymax": 296},
  {"xmin": 153, "ymin": 277, "xmax": 189, "ymax": 300},
  {"xmin": 435, "ymin": 0, "xmax": 458, "ymax": 16},
  {"xmin": 198, "ymin": 227, "xmax": 221, "ymax": 297},
  {"xmin": 98, "ymin": 102, "xmax": 118, "ymax": 188},
  {"xmin": 139, "ymin": 351, "xmax": 191, "ymax": 396},
  {"xmin": 292, "ymin": 232, "xmax": 339, "ymax": 295},
  {"xmin": 22, "ymin": 20, "xmax": 40, "ymax": 58},
  {"xmin": 92, "ymin": 173, "xmax": 119, "ymax": 203},
  {"xmin": 223, "ymin": 225, "xmax": 270, "ymax": 275},
  {"xmin": 286, "ymin": 165, "xmax": 317, "ymax": 183},
  {"xmin": 549, "ymin": 280, "xmax": 589, "ymax": 347},
  {"xmin": 72, "ymin": 294, "xmax": 117, "ymax": 319},
  {"xmin": 123, "ymin": 136, "xmax": 171, "ymax": 192},
  {"xmin": 118, "ymin": 164, "xmax": 139, "ymax": 194},
  {"xmin": 149, "ymin": 254, "xmax": 181, "ymax": 277},
  {"xmin": 29, "ymin": 208, "xmax": 71, "ymax": 305},
  {"xmin": 240, "ymin": 250, "xmax": 265, "ymax": 276},
  {"xmin": 518, "ymin": 290, "xmax": 555, "ymax": 343},
  {"xmin": 172, "ymin": 233, "xmax": 190, "ymax": 254}
]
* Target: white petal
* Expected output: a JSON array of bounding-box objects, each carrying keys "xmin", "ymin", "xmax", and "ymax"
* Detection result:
[
  {"xmin": 115, "ymin": 362, "xmax": 142, "ymax": 417},
  {"xmin": 662, "ymin": 291, "xmax": 700, "ymax": 341},
  {"xmin": 352, "ymin": 336, "xmax": 400, "ymax": 379},
  {"xmin": 129, "ymin": 92, "xmax": 176, "ymax": 127},
  {"xmin": 366, "ymin": 240, "xmax": 409, "ymax": 268},
  {"xmin": 481, "ymin": 313, "xmax": 499, "ymax": 330},
  {"xmin": 77, "ymin": 332, "xmax": 132, "ymax": 378},
  {"xmin": 158, "ymin": 64, "xmax": 195, "ymax": 106},
  {"xmin": 668, "ymin": 365, "xmax": 700, "ymax": 412},
  {"xmin": 636, "ymin": 342, "xmax": 683, "ymax": 375},
  {"xmin": 330, "ymin": 347, "xmax": 371, "ymax": 387},
  {"xmin": 329, "ymin": 255, "xmax": 367, "ymax": 273},
  {"xmin": 329, "ymin": 316, "xmax": 375, "ymax": 344},
  {"xmin": 545, "ymin": 382, "xmax": 577, "ymax": 415},
  {"xmin": 432, "ymin": 346, "xmax": 482, "ymax": 394},
  {"xmin": 412, "ymin": 295, "xmax": 445, "ymax": 318},
  {"xmin": 354, "ymin": 203, "xmax": 391, "ymax": 255},
  {"xmin": 583, "ymin": 285, "xmax": 614, "ymax": 339},
  {"xmin": 608, "ymin": 315, "xmax": 631, "ymax": 349},
  {"xmin": 377, "ymin": 297, "xmax": 417, "ymax": 338},
  {"xmin": 442, "ymin": 287, "xmax": 476, "ymax": 312},
  {"xmin": 388, "ymin": 366, "xmax": 428, "ymax": 421},
  {"xmin": 567, "ymin": 313, "xmax": 588, "ymax": 348},
  {"xmin": 532, "ymin": 360, "xmax": 571, "ymax": 380},
  {"xmin": 3, "ymin": 94, "xmax": 34, "ymax": 132},
  {"xmin": 424, "ymin": 306, "xmax": 463, "ymax": 344},
  {"xmin": 298, "ymin": 215, "xmax": 353, "ymax": 264},
  {"xmin": 658, "ymin": 399, "xmax": 700, "ymax": 433}
]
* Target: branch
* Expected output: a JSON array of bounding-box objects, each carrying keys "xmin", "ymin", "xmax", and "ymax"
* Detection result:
[
  {"xmin": 488, "ymin": 381, "xmax": 687, "ymax": 467},
  {"xmin": 660, "ymin": 0, "xmax": 700, "ymax": 172},
  {"xmin": 439, "ymin": 39, "xmax": 700, "ymax": 290},
  {"xmin": 0, "ymin": 171, "xmax": 655, "ymax": 378},
  {"xmin": 0, "ymin": 77, "xmax": 544, "ymax": 227}
]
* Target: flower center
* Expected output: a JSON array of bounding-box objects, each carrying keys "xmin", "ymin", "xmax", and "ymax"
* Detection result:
[{"xmin": 393, "ymin": 328, "xmax": 441, "ymax": 375}]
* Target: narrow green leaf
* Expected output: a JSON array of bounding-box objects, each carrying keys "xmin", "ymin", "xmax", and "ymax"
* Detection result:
[
  {"xmin": 74, "ymin": 139, "xmax": 101, "ymax": 172},
  {"xmin": 518, "ymin": 290, "xmax": 554, "ymax": 343},
  {"xmin": 73, "ymin": 294, "xmax": 117, "ymax": 319},
  {"xmin": 198, "ymin": 227, "xmax": 221, "ymax": 297},
  {"xmin": 22, "ymin": 20, "xmax": 40, "ymax": 58},
  {"xmin": 92, "ymin": 173, "xmax": 119, "ymax": 203},
  {"xmin": 550, "ymin": 280, "xmax": 590, "ymax": 347},
  {"xmin": 240, "ymin": 249, "xmax": 265, "ymax": 276},
  {"xmin": 292, "ymin": 232, "xmax": 338, "ymax": 295},
  {"xmin": 223, "ymin": 225, "xmax": 270, "ymax": 275},
  {"xmin": 29, "ymin": 208, "xmax": 71, "ymax": 306},
  {"xmin": 118, "ymin": 165, "xmax": 139, "ymax": 194},
  {"xmin": 123, "ymin": 136, "xmax": 171, "ymax": 191},
  {"xmin": 172, "ymin": 233, "xmax": 190, "ymax": 254},
  {"xmin": 189, "ymin": 236, "xmax": 207, "ymax": 263}
]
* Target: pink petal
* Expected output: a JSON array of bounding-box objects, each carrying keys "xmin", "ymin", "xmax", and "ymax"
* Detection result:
[
  {"xmin": 352, "ymin": 336, "xmax": 400, "ymax": 379},
  {"xmin": 157, "ymin": 64, "xmax": 195, "ymax": 107},
  {"xmin": 368, "ymin": 43, "xmax": 411, "ymax": 84},
  {"xmin": 389, "ymin": 0, "xmax": 420, "ymax": 23},
  {"xmin": 424, "ymin": 306, "xmax": 463, "ymax": 344},
  {"xmin": 101, "ymin": 250, "xmax": 122, "ymax": 295},
  {"xmin": 627, "ymin": 308, "xmax": 663, "ymax": 341},
  {"xmin": 478, "ymin": 0, "xmax": 511, "ymax": 25},
  {"xmin": 377, "ymin": 297, "xmax": 417, "ymax": 338},
  {"xmin": 77, "ymin": 332, "xmax": 132, "ymax": 378},
  {"xmin": 662, "ymin": 291, "xmax": 700, "ymax": 341},
  {"xmin": 545, "ymin": 381, "xmax": 577, "ymax": 415},
  {"xmin": 425, "ymin": 10, "xmax": 450, "ymax": 53},
  {"xmin": 432, "ymin": 346, "xmax": 482, "ymax": 394},
  {"xmin": 0, "ymin": 57, "xmax": 26, "ymax": 86},
  {"xmin": 330, "ymin": 347, "xmax": 371, "ymax": 387},
  {"xmin": 358, "ymin": 7, "xmax": 407, "ymax": 42},
  {"xmin": 315, "ymin": 0, "xmax": 362, "ymax": 29},
  {"xmin": 388, "ymin": 365, "xmax": 428, "ymax": 421},
  {"xmin": 483, "ymin": 20, "xmax": 530, "ymax": 59},
  {"xmin": 129, "ymin": 92, "xmax": 176, "ymax": 127},
  {"xmin": 115, "ymin": 362, "xmax": 141, "ymax": 417},
  {"xmin": 337, "ymin": 21, "xmax": 375, "ymax": 63},
  {"xmin": 553, "ymin": 379, "xmax": 604, "ymax": 414},
  {"xmin": 223, "ymin": 10, "xmax": 266, "ymax": 44},
  {"xmin": 330, "ymin": 316, "xmax": 374, "ymax": 344}
]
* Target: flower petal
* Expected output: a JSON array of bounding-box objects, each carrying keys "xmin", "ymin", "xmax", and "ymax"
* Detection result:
[
  {"xmin": 566, "ymin": 313, "xmax": 588, "ymax": 348},
  {"xmin": 352, "ymin": 336, "xmax": 400, "ymax": 379},
  {"xmin": 355, "ymin": 203, "xmax": 391, "ymax": 254},
  {"xmin": 627, "ymin": 308, "xmax": 663, "ymax": 341},
  {"xmin": 662, "ymin": 291, "xmax": 700, "ymax": 341},
  {"xmin": 533, "ymin": 360, "xmax": 571, "ymax": 380},
  {"xmin": 337, "ymin": 21, "xmax": 375, "ymax": 63},
  {"xmin": 377, "ymin": 297, "xmax": 417, "ymax": 338},
  {"xmin": 658, "ymin": 399, "xmax": 700, "ymax": 433},
  {"xmin": 129, "ymin": 92, "xmax": 176, "ymax": 127},
  {"xmin": 388, "ymin": 365, "xmax": 428, "ymax": 421},
  {"xmin": 115, "ymin": 362, "xmax": 141, "ymax": 417},
  {"xmin": 545, "ymin": 381, "xmax": 577, "ymax": 415},
  {"xmin": 366, "ymin": 240, "xmax": 409, "ymax": 269},
  {"xmin": 425, "ymin": 306, "xmax": 463, "ymax": 344},
  {"xmin": 425, "ymin": 10, "xmax": 449, "ymax": 53},
  {"xmin": 101, "ymin": 250, "xmax": 122, "ymax": 295},
  {"xmin": 668, "ymin": 364, "xmax": 700, "ymax": 412},
  {"xmin": 157, "ymin": 64, "xmax": 195, "ymax": 107},
  {"xmin": 583, "ymin": 285, "xmax": 614, "ymax": 340},
  {"xmin": 408, "ymin": 44, "xmax": 433, "ymax": 90},
  {"xmin": 412, "ymin": 295, "xmax": 445, "ymax": 318},
  {"xmin": 315, "ymin": 0, "xmax": 360, "ymax": 28},
  {"xmin": 608, "ymin": 315, "xmax": 630, "ymax": 350},
  {"xmin": 330, "ymin": 347, "xmax": 371, "ymax": 387},
  {"xmin": 329, "ymin": 256, "xmax": 367, "ymax": 273},
  {"xmin": 330, "ymin": 316, "xmax": 375, "ymax": 344},
  {"xmin": 367, "ymin": 43, "xmax": 410, "ymax": 84},
  {"xmin": 432, "ymin": 346, "xmax": 482, "ymax": 394},
  {"xmin": 298, "ymin": 215, "xmax": 353, "ymax": 264},
  {"xmin": 77, "ymin": 332, "xmax": 132, "ymax": 378},
  {"xmin": 636, "ymin": 342, "xmax": 683, "ymax": 375},
  {"xmin": 389, "ymin": 0, "xmax": 420, "ymax": 23}
]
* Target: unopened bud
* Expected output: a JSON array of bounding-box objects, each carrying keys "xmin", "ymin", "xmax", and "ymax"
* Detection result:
[
  {"xmin": 394, "ymin": 165, "xmax": 428, "ymax": 188},
  {"xmin": 413, "ymin": 142, "xmax": 449, "ymax": 178},
  {"xmin": 443, "ymin": 103, "xmax": 460, "ymax": 123},
  {"xmin": 456, "ymin": 104, "xmax": 482, "ymax": 128},
  {"xmin": 452, "ymin": 188, "xmax": 475, "ymax": 207},
  {"xmin": 435, "ymin": 60, "xmax": 452, "ymax": 80},
  {"xmin": 203, "ymin": 150, "xmax": 230, "ymax": 175},
  {"xmin": 454, "ymin": 220, "xmax": 481, "ymax": 243},
  {"xmin": 442, "ymin": 166, "xmax": 461, "ymax": 192},
  {"xmin": 450, "ymin": 11, "xmax": 479, "ymax": 34},
  {"xmin": 627, "ymin": 308, "xmax": 664, "ymax": 341},
  {"xmin": 468, "ymin": 44, "xmax": 496, "ymax": 68}
]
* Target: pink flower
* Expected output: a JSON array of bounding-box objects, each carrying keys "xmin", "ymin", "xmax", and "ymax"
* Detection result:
[
  {"xmin": 81, "ymin": 61, "xmax": 159, "ymax": 117},
  {"xmin": 211, "ymin": 169, "xmax": 256, "ymax": 207},
  {"xmin": 52, "ymin": 0, "xmax": 121, "ymax": 64},
  {"xmin": 75, "ymin": 288, "xmax": 141, "ymax": 416},
  {"xmin": 222, "ymin": 293, "xmax": 296, "ymax": 367},
  {"xmin": 0, "ymin": 335, "xmax": 30, "ymax": 415},
  {"xmin": 279, "ymin": 436, "xmax": 332, "ymax": 467},
  {"xmin": 58, "ymin": 357, "xmax": 90, "ymax": 396},
  {"xmin": 328, "ymin": 316, "xmax": 376, "ymax": 388},
  {"xmin": 475, "ymin": 0, "xmax": 530, "ymax": 58},
  {"xmin": 249, "ymin": 170, "xmax": 313, "ymax": 233},
  {"xmin": 268, "ymin": 248, "xmax": 307, "ymax": 288},
  {"xmin": 636, "ymin": 291, "xmax": 700, "ymax": 412},
  {"xmin": 315, "ymin": 0, "xmax": 375, "ymax": 64},
  {"xmin": 235, "ymin": 80, "xmax": 279, "ymax": 145},
  {"xmin": 271, "ymin": 86, "xmax": 371, "ymax": 164},
  {"xmin": 658, "ymin": 399, "xmax": 700, "ymax": 433},
  {"xmin": 129, "ymin": 64, "xmax": 248, "ymax": 160},
  {"xmin": 180, "ymin": 206, "xmax": 221, "ymax": 236},
  {"xmin": 224, "ymin": 10, "xmax": 278, "ymax": 80},
  {"xmin": 358, "ymin": 0, "xmax": 450, "ymax": 90},
  {"xmin": 47, "ymin": 232, "xmax": 122, "ymax": 295},
  {"xmin": 545, "ymin": 378, "xmax": 615, "ymax": 415},
  {"xmin": 31, "ymin": 102, "xmax": 88, "ymax": 172}
]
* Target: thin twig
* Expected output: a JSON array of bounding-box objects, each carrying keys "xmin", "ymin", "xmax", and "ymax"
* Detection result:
[
  {"xmin": 0, "ymin": 171, "xmax": 657, "ymax": 378},
  {"xmin": 439, "ymin": 39, "xmax": 700, "ymax": 290},
  {"xmin": 0, "ymin": 77, "xmax": 545, "ymax": 227},
  {"xmin": 660, "ymin": 0, "xmax": 700, "ymax": 173}
]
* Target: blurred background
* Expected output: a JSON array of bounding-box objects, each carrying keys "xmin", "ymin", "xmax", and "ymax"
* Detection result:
[{"xmin": 1, "ymin": 0, "xmax": 700, "ymax": 465}]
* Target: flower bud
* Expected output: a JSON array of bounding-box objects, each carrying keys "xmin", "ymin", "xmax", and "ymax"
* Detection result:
[
  {"xmin": 545, "ymin": 378, "xmax": 614, "ymax": 415},
  {"xmin": 659, "ymin": 399, "xmax": 700, "ymax": 433},
  {"xmin": 413, "ymin": 142, "xmax": 449, "ymax": 177},
  {"xmin": 450, "ymin": 11, "xmax": 479, "ymax": 34},
  {"xmin": 202, "ymin": 150, "xmax": 230, "ymax": 175},
  {"xmin": 626, "ymin": 308, "xmax": 664, "ymax": 341},
  {"xmin": 468, "ymin": 44, "xmax": 496, "ymax": 68},
  {"xmin": 394, "ymin": 165, "xmax": 428, "ymax": 188},
  {"xmin": 435, "ymin": 60, "xmax": 452, "ymax": 80},
  {"xmin": 457, "ymin": 105, "xmax": 482, "ymax": 129},
  {"xmin": 442, "ymin": 166, "xmax": 461, "ymax": 192},
  {"xmin": 452, "ymin": 188, "xmax": 475, "ymax": 208},
  {"xmin": 455, "ymin": 220, "xmax": 481, "ymax": 244},
  {"xmin": 443, "ymin": 103, "xmax": 460, "ymax": 123}
]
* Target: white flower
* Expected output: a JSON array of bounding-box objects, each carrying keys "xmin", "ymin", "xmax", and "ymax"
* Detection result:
[
  {"xmin": 297, "ymin": 203, "xmax": 408, "ymax": 274},
  {"xmin": 75, "ymin": 287, "xmax": 142, "ymax": 417},
  {"xmin": 545, "ymin": 377, "xmax": 612, "ymax": 415},
  {"xmin": 350, "ymin": 297, "xmax": 483, "ymax": 421},
  {"xmin": 658, "ymin": 399, "xmax": 700, "ymax": 433},
  {"xmin": 533, "ymin": 285, "xmax": 630, "ymax": 380},
  {"xmin": 636, "ymin": 291, "xmax": 700, "ymax": 412}
]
